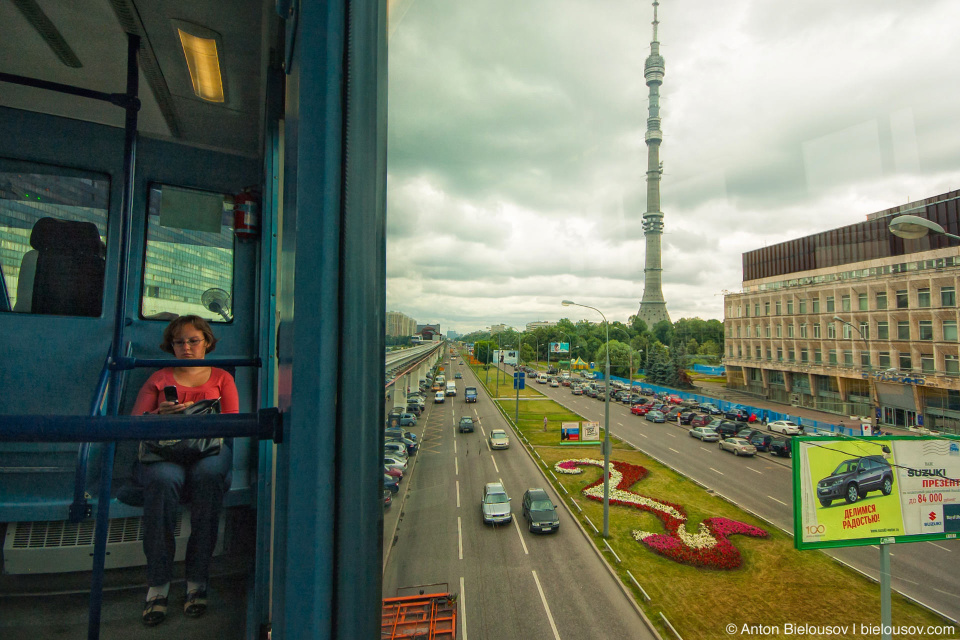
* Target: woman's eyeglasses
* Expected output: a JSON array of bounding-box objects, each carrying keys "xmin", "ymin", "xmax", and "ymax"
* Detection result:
[{"xmin": 172, "ymin": 338, "xmax": 205, "ymax": 348}]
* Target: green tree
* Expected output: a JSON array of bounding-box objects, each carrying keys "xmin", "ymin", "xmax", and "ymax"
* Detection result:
[
  {"xmin": 594, "ymin": 340, "xmax": 634, "ymax": 378},
  {"xmin": 652, "ymin": 320, "xmax": 674, "ymax": 346},
  {"xmin": 473, "ymin": 340, "xmax": 495, "ymax": 365},
  {"xmin": 519, "ymin": 343, "xmax": 535, "ymax": 363}
]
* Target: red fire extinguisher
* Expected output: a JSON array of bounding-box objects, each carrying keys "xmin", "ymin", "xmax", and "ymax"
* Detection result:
[{"xmin": 233, "ymin": 188, "xmax": 260, "ymax": 241}]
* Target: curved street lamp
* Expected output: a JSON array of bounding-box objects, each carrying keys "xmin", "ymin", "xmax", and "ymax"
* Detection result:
[
  {"xmin": 888, "ymin": 214, "xmax": 960, "ymax": 241},
  {"xmin": 562, "ymin": 299, "xmax": 612, "ymax": 538}
]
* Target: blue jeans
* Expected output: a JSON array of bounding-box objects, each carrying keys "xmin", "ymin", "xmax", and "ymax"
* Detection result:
[{"xmin": 135, "ymin": 445, "xmax": 232, "ymax": 586}]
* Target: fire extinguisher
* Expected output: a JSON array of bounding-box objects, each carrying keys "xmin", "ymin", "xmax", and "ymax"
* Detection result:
[{"xmin": 233, "ymin": 188, "xmax": 260, "ymax": 241}]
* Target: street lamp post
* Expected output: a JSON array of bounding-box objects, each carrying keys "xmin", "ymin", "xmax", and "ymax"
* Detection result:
[
  {"xmin": 562, "ymin": 299, "xmax": 611, "ymax": 538},
  {"xmin": 833, "ymin": 316, "xmax": 875, "ymax": 432}
]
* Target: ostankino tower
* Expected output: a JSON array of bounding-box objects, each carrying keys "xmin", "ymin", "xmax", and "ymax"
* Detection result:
[{"xmin": 636, "ymin": 0, "xmax": 671, "ymax": 327}]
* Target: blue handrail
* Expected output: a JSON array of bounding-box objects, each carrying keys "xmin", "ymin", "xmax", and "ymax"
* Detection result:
[
  {"xmin": 110, "ymin": 355, "xmax": 262, "ymax": 370},
  {"xmin": 69, "ymin": 354, "xmax": 114, "ymax": 523},
  {"xmin": 0, "ymin": 409, "xmax": 282, "ymax": 443}
]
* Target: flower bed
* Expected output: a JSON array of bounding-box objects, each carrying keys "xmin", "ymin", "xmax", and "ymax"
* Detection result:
[{"xmin": 556, "ymin": 458, "xmax": 767, "ymax": 569}]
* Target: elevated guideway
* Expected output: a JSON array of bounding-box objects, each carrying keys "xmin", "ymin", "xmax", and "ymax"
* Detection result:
[{"xmin": 384, "ymin": 342, "xmax": 446, "ymax": 412}]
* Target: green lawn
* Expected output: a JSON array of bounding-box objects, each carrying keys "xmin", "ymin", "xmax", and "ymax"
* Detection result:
[{"xmin": 471, "ymin": 365, "xmax": 955, "ymax": 639}]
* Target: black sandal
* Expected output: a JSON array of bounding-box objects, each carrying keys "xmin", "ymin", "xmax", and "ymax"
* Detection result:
[
  {"xmin": 142, "ymin": 595, "xmax": 168, "ymax": 626},
  {"xmin": 184, "ymin": 589, "xmax": 208, "ymax": 618}
]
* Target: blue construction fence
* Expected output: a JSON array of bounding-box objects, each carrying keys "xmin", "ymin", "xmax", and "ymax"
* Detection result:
[
  {"xmin": 691, "ymin": 364, "xmax": 724, "ymax": 376},
  {"xmin": 602, "ymin": 374, "xmax": 865, "ymax": 436}
]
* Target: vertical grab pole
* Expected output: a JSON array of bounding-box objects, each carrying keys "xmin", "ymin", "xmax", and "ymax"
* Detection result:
[
  {"xmin": 879, "ymin": 543, "xmax": 892, "ymax": 640},
  {"xmin": 88, "ymin": 32, "xmax": 140, "ymax": 640}
]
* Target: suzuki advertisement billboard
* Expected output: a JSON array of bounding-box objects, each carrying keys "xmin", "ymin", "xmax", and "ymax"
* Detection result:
[{"xmin": 794, "ymin": 435, "xmax": 960, "ymax": 550}]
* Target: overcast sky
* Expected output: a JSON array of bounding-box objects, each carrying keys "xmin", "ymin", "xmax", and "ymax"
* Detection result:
[{"xmin": 384, "ymin": 0, "xmax": 960, "ymax": 335}]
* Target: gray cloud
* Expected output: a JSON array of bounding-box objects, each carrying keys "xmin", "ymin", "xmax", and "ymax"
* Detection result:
[{"xmin": 386, "ymin": 0, "xmax": 960, "ymax": 333}]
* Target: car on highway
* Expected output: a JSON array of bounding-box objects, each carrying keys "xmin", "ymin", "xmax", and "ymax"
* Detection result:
[
  {"xmin": 724, "ymin": 408, "xmax": 751, "ymax": 422},
  {"xmin": 816, "ymin": 455, "xmax": 894, "ymax": 507},
  {"xmin": 767, "ymin": 420, "xmax": 801, "ymax": 435},
  {"xmin": 645, "ymin": 410, "xmax": 666, "ymax": 423},
  {"xmin": 679, "ymin": 411, "xmax": 698, "ymax": 425},
  {"xmin": 481, "ymin": 482, "xmax": 512, "ymax": 525},
  {"xmin": 434, "ymin": 391, "xmax": 445, "ymax": 403},
  {"xmin": 488, "ymin": 429, "xmax": 510, "ymax": 449},
  {"xmin": 550, "ymin": 379, "xmax": 560, "ymax": 387},
  {"xmin": 383, "ymin": 456, "xmax": 408, "ymax": 473},
  {"xmin": 718, "ymin": 437, "xmax": 757, "ymax": 456},
  {"xmin": 384, "ymin": 442, "xmax": 409, "ymax": 460},
  {"xmin": 688, "ymin": 426, "xmax": 720, "ymax": 442},
  {"xmin": 700, "ymin": 403, "xmax": 722, "ymax": 415},
  {"xmin": 584, "ymin": 388, "xmax": 597, "ymax": 398},
  {"xmin": 572, "ymin": 386, "xmax": 583, "ymax": 395},
  {"xmin": 521, "ymin": 489, "xmax": 560, "ymax": 534},
  {"xmin": 690, "ymin": 414, "xmax": 713, "ymax": 428},
  {"xmin": 736, "ymin": 428, "xmax": 762, "ymax": 442},
  {"xmin": 455, "ymin": 372, "xmax": 462, "ymax": 379},
  {"xmin": 768, "ymin": 438, "xmax": 792, "ymax": 458},
  {"xmin": 398, "ymin": 413, "xmax": 417, "ymax": 427},
  {"xmin": 748, "ymin": 432, "xmax": 776, "ymax": 452},
  {"xmin": 714, "ymin": 421, "xmax": 742, "ymax": 439},
  {"xmin": 458, "ymin": 416, "xmax": 475, "ymax": 433},
  {"xmin": 631, "ymin": 404, "xmax": 650, "ymax": 416},
  {"xmin": 383, "ymin": 473, "xmax": 400, "ymax": 494}
]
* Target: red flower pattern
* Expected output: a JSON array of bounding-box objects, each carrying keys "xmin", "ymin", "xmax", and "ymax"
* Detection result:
[{"xmin": 556, "ymin": 458, "xmax": 767, "ymax": 569}]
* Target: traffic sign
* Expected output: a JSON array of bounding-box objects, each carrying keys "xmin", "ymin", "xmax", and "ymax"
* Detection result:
[{"xmin": 513, "ymin": 371, "xmax": 525, "ymax": 390}]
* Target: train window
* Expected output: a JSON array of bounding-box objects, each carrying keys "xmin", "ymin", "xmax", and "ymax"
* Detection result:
[
  {"xmin": 0, "ymin": 168, "xmax": 109, "ymax": 316},
  {"xmin": 140, "ymin": 184, "xmax": 234, "ymax": 322}
]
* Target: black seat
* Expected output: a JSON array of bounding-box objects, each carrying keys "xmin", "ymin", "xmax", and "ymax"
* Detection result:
[{"xmin": 29, "ymin": 217, "xmax": 106, "ymax": 317}]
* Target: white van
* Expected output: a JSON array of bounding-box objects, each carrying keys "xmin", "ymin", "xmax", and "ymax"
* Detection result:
[
  {"xmin": 445, "ymin": 381, "xmax": 457, "ymax": 396},
  {"xmin": 537, "ymin": 373, "xmax": 548, "ymax": 384}
]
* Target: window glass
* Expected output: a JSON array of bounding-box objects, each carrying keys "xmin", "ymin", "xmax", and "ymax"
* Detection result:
[
  {"xmin": 843, "ymin": 350, "xmax": 853, "ymax": 366},
  {"xmin": 918, "ymin": 288, "xmax": 931, "ymax": 308},
  {"xmin": 896, "ymin": 290, "xmax": 908, "ymax": 308},
  {"xmin": 897, "ymin": 321, "xmax": 910, "ymax": 340},
  {"xmin": 801, "ymin": 348, "xmax": 808, "ymax": 362},
  {"xmin": 842, "ymin": 324, "xmax": 852, "ymax": 339},
  {"xmin": 877, "ymin": 321, "xmax": 889, "ymax": 340},
  {"xmin": 800, "ymin": 323, "xmax": 807, "ymax": 338},
  {"xmin": 829, "ymin": 350, "xmax": 837, "ymax": 365},
  {"xmin": 859, "ymin": 322, "xmax": 869, "ymax": 340},
  {"xmin": 941, "ymin": 287, "xmax": 956, "ymax": 307},
  {"xmin": 876, "ymin": 291, "xmax": 887, "ymax": 309},
  {"xmin": 777, "ymin": 347, "xmax": 783, "ymax": 361},
  {"xmin": 858, "ymin": 293, "xmax": 867, "ymax": 311},
  {"xmin": 141, "ymin": 185, "xmax": 234, "ymax": 322},
  {"xmin": 899, "ymin": 353, "xmax": 912, "ymax": 371},
  {"xmin": 921, "ymin": 354, "xmax": 934, "ymax": 373},
  {"xmin": 826, "ymin": 296, "xmax": 835, "ymax": 312},
  {"xmin": 879, "ymin": 352, "xmax": 891, "ymax": 368},
  {"xmin": 944, "ymin": 321, "xmax": 958, "ymax": 342},
  {"xmin": 799, "ymin": 299, "xmax": 806, "ymax": 313},
  {"xmin": 0, "ymin": 168, "xmax": 109, "ymax": 316},
  {"xmin": 764, "ymin": 301, "xmax": 770, "ymax": 315},
  {"xmin": 919, "ymin": 320, "xmax": 933, "ymax": 341},
  {"xmin": 776, "ymin": 324, "xmax": 782, "ymax": 338},
  {"xmin": 841, "ymin": 295, "xmax": 850, "ymax": 312},
  {"xmin": 827, "ymin": 323, "xmax": 836, "ymax": 339},
  {"xmin": 786, "ymin": 299, "xmax": 793, "ymax": 314},
  {"xmin": 946, "ymin": 355, "xmax": 959, "ymax": 375},
  {"xmin": 812, "ymin": 298, "xmax": 820, "ymax": 313},
  {"xmin": 755, "ymin": 346, "xmax": 761, "ymax": 359},
  {"xmin": 860, "ymin": 351, "xmax": 870, "ymax": 367},
  {"xmin": 815, "ymin": 349, "xmax": 822, "ymax": 363},
  {"xmin": 775, "ymin": 301, "xmax": 782, "ymax": 315}
]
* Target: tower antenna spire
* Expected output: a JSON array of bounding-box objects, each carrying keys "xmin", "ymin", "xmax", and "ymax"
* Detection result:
[{"xmin": 637, "ymin": 0, "xmax": 671, "ymax": 326}]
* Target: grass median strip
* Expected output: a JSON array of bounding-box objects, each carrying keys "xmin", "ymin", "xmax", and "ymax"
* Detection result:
[{"xmin": 467, "ymin": 359, "xmax": 955, "ymax": 640}]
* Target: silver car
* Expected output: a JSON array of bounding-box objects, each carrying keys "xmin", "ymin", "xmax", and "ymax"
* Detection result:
[
  {"xmin": 481, "ymin": 482, "xmax": 512, "ymax": 524},
  {"xmin": 718, "ymin": 437, "xmax": 757, "ymax": 457},
  {"xmin": 688, "ymin": 426, "xmax": 720, "ymax": 442},
  {"xmin": 488, "ymin": 429, "xmax": 510, "ymax": 450}
]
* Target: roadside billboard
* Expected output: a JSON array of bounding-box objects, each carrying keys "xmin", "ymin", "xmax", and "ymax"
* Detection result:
[
  {"xmin": 550, "ymin": 342, "xmax": 569, "ymax": 354},
  {"xmin": 794, "ymin": 435, "xmax": 960, "ymax": 550}
]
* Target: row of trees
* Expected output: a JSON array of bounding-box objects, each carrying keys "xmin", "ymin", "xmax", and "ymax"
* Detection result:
[{"xmin": 460, "ymin": 315, "xmax": 723, "ymax": 389}]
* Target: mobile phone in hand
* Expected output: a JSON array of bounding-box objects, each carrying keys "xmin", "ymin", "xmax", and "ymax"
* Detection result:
[{"xmin": 163, "ymin": 386, "xmax": 179, "ymax": 404}]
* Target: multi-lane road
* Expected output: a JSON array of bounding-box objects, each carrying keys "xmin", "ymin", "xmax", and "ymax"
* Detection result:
[
  {"xmin": 382, "ymin": 356, "xmax": 657, "ymax": 639},
  {"xmin": 533, "ymin": 373, "xmax": 960, "ymax": 624}
]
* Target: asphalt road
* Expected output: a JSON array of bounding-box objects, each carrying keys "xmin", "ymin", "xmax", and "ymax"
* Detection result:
[
  {"xmin": 382, "ymin": 358, "xmax": 656, "ymax": 640},
  {"xmin": 535, "ymin": 375, "xmax": 960, "ymax": 624}
]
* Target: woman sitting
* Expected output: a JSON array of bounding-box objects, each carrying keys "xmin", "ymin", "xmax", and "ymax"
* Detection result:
[{"xmin": 131, "ymin": 315, "xmax": 238, "ymax": 626}]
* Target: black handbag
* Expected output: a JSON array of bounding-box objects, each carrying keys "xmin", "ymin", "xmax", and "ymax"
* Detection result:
[{"xmin": 138, "ymin": 398, "xmax": 223, "ymax": 464}]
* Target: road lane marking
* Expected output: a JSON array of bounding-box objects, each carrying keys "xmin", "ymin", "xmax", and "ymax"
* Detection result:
[
  {"xmin": 485, "ymin": 440, "xmax": 491, "ymax": 452},
  {"xmin": 666, "ymin": 432, "xmax": 676, "ymax": 438},
  {"xmin": 928, "ymin": 542, "xmax": 952, "ymax": 552},
  {"xmin": 513, "ymin": 518, "xmax": 529, "ymax": 555},
  {"xmin": 480, "ymin": 425, "xmax": 486, "ymax": 437},
  {"xmin": 934, "ymin": 587, "xmax": 954, "ymax": 596},
  {"xmin": 458, "ymin": 517, "xmax": 463, "ymax": 560},
  {"xmin": 456, "ymin": 480, "xmax": 460, "ymax": 508},
  {"xmin": 491, "ymin": 457, "xmax": 500, "ymax": 473},
  {"xmin": 768, "ymin": 496, "xmax": 787, "ymax": 506},
  {"xmin": 531, "ymin": 570, "xmax": 562, "ymax": 640},
  {"xmin": 460, "ymin": 576, "xmax": 468, "ymax": 640},
  {"xmin": 700, "ymin": 447, "xmax": 711, "ymax": 452},
  {"xmin": 617, "ymin": 422, "xmax": 624, "ymax": 427},
  {"xmin": 746, "ymin": 467, "xmax": 762, "ymax": 475},
  {"xmin": 709, "ymin": 467, "xmax": 724, "ymax": 475},
  {"xmin": 669, "ymin": 448, "xmax": 680, "ymax": 454},
  {"xmin": 638, "ymin": 433, "xmax": 648, "ymax": 438},
  {"xmin": 455, "ymin": 458, "xmax": 458, "ymax": 476},
  {"xmin": 454, "ymin": 440, "xmax": 457, "ymax": 454}
]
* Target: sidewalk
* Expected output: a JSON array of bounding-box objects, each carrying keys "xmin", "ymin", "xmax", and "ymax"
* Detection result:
[{"xmin": 692, "ymin": 378, "xmax": 915, "ymax": 437}]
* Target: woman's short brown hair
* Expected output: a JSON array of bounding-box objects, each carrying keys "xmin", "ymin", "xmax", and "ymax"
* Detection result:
[{"xmin": 159, "ymin": 315, "xmax": 218, "ymax": 354}]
